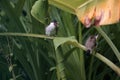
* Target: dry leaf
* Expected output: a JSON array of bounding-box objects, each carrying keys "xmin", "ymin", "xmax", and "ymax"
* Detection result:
[{"xmin": 76, "ymin": 0, "xmax": 120, "ymax": 28}]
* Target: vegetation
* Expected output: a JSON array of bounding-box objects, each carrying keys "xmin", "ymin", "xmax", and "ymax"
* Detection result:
[{"xmin": 0, "ymin": 0, "xmax": 120, "ymax": 80}]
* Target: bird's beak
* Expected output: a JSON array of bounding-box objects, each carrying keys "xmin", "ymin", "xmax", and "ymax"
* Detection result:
[
  {"xmin": 55, "ymin": 22, "xmax": 59, "ymax": 27},
  {"xmin": 95, "ymin": 35, "xmax": 99, "ymax": 39}
]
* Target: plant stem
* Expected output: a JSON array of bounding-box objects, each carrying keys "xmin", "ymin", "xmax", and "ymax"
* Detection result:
[
  {"xmin": 12, "ymin": 69, "xmax": 16, "ymax": 80},
  {"xmin": 95, "ymin": 53, "xmax": 120, "ymax": 76},
  {"xmin": 76, "ymin": 42, "xmax": 120, "ymax": 76},
  {"xmin": 55, "ymin": 49, "xmax": 67, "ymax": 80},
  {"xmin": 0, "ymin": 33, "xmax": 53, "ymax": 39},
  {"xmin": 95, "ymin": 27, "xmax": 120, "ymax": 62},
  {"xmin": 88, "ymin": 55, "xmax": 95, "ymax": 80},
  {"xmin": 78, "ymin": 23, "xmax": 86, "ymax": 80}
]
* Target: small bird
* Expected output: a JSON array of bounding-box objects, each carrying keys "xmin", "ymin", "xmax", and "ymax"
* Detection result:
[
  {"xmin": 85, "ymin": 35, "xmax": 98, "ymax": 55},
  {"xmin": 45, "ymin": 20, "xmax": 58, "ymax": 36}
]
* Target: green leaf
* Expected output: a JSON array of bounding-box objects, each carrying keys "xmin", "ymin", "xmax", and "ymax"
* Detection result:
[
  {"xmin": 95, "ymin": 27, "xmax": 120, "ymax": 62},
  {"xmin": 0, "ymin": 0, "xmax": 26, "ymax": 32},
  {"xmin": 15, "ymin": 0, "xmax": 25, "ymax": 16},
  {"xmin": 9, "ymin": 78, "xmax": 14, "ymax": 80},
  {"xmin": 64, "ymin": 47, "xmax": 78, "ymax": 61},
  {"xmin": 53, "ymin": 36, "xmax": 78, "ymax": 50},
  {"xmin": 31, "ymin": 0, "xmax": 48, "ymax": 24},
  {"xmin": 50, "ymin": 67, "xmax": 56, "ymax": 71},
  {"xmin": 12, "ymin": 39, "xmax": 22, "ymax": 49},
  {"xmin": 49, "ymin": 0, "xmax": 89, "ymax": 14},
  {"xmin": 9, "ymin": 65, "xmax": 13, "ymax": 72}
]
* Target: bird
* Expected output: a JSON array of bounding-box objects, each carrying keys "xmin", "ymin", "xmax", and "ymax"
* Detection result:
[
  {"xmin": 85, "ymin": 35, "xmax": 98, "ymax": 55},
  {"xmin": 45, "ymin": 20, "xmax": 58, "ymax": 36}
]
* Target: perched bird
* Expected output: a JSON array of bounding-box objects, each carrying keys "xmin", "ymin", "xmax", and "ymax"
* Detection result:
[
  {"xmin": 45, "ymin": 20, "xmax": 58, "ymax": 36},
  {"xmin": 85, "ymin": 35, "xmax": 98, "ymax": 55}
]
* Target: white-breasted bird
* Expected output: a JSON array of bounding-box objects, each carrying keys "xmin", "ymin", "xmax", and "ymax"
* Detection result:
[
  {"xmin": 85, "ymin": 35, "xmax": 98, "ymax": 55},
  {"xmin": 45, "ymin": 20, "xmax": 58, "ymax": 36}
]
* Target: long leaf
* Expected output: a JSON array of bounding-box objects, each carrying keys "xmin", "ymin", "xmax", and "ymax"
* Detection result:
[
  {"xmin": 95, "ymin": 27, "xmax": 120, "ymax": 62},
  {"xmin": 48, "ymin": 0, "xmax": 90, "ymax": 14},
  {"xmin": 31, "ymin": 0, "xmax": 48, "ymax": 24}
]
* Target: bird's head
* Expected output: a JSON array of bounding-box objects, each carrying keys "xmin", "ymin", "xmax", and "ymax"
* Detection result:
[
  {"xmin": 52, "ymin": 20, "xmax": 58, "ymax": 27},
  {"xmin": 89, "ymin": 35, "xmax": 97, "ymax": 42}
]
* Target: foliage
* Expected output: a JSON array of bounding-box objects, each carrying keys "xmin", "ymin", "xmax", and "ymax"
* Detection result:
[{"xmin": 0, "ymin": 0, "xmax": 120, "ymax": 80}]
